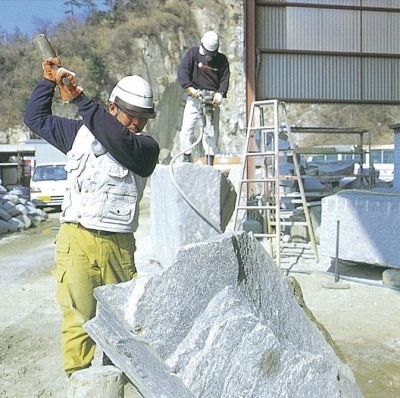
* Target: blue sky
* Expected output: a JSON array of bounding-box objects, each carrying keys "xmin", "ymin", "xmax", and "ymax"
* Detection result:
[{"xmin": 0, "ymin": 0, "xmax": 109, "ymax": 37}]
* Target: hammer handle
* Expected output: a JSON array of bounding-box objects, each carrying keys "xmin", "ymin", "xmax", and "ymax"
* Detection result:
[{"xmin": 33, "ymin": 34, "xmax": 71, "ymax": 85}]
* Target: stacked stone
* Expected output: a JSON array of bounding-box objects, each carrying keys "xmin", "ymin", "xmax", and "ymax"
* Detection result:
[{"xmin": 0, "ymin": 182, "xmax": 48, "ymax": 235}]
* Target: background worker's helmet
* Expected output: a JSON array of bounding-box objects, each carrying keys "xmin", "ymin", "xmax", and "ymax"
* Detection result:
[
  {"xmin": 109, "ymin": 75, "xmax": 156, "ymax": 119},
  {"xmin": 201, "ymin": 31, "xmax": 219, "ymax": 53}
]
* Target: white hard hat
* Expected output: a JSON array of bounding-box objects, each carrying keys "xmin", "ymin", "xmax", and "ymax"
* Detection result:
[
  {"xmin": 109, "ymin": 75, "xmax": 156, "ymax": 119},
  {"xmin": 201, "ymin": 31, "xmax": 219, "ymax": 53}
]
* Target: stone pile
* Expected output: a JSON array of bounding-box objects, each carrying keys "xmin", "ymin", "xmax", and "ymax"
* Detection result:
[{"xmin": 0, "ymin": 182, "xmax": 48, "ymax": 235}]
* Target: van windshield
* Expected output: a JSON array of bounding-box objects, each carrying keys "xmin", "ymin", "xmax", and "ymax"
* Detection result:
[{"xmin": 32, "ymin": 165, "xmax": 67, "ymax": 182}]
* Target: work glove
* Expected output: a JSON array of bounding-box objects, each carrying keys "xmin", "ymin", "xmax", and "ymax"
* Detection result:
[
  {"xmin": 42, "ymin": 57, "xmax": 61, "ymax": 82},
  {"xmin": 213, "ymin": 92, "xmax": 223, "ymax": 106},
  {"xmin": 55, "ymin": 67, "xmax": 84, "ymax": 103},
  {"xmin": 186, "ymin": 87, "xmax": 201, "ymax": 98}
]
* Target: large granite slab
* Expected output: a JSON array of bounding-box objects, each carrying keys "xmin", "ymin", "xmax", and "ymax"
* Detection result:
[
  {"xmin": 85, "ymin": 231, "xmax": 362, "ymax": 398},
  {"xmin": 320, "ymin": 190, "xmax": 400, "ymax": 268}
]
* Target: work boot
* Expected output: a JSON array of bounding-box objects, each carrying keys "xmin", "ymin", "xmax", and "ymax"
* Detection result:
[
  {"xmin": 183, "ymin": 153, "xmax": 192, "ymax": 163},
  {"xmin": 206, "ymin": 155, "xmax": 214, "ymax": 166}
]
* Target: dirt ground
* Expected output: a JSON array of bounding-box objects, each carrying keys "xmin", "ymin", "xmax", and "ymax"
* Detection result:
[{"xmin": 0, "ymin": 192, "xmax": 400, "ymax": 397}]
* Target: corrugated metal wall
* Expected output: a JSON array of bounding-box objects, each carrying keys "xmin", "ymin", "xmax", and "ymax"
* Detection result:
[
  {"xmin": 394, "ymin": 132, "xmax": 400, "ymax": 189},
  {"xmin": 256, "ymin": 1, "xmax": 400, "ymax": 103}
]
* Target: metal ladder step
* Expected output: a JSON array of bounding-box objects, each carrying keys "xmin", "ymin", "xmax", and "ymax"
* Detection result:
[{"xmin": 233, "ymin": 99, "xmax": 319, "ymax": 267}]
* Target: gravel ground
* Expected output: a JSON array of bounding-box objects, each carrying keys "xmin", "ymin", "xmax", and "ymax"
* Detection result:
[{"xmin": 0, "ymin": 189, "xmax": 399, "ymax": 397}]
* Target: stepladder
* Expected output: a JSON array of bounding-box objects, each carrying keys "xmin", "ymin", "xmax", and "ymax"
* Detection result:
[{"xmin": 233, "ymin": 100, "xmax": 319, "ymax": 267}]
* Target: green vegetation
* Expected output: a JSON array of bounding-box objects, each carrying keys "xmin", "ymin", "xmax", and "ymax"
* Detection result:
[{"xmin": 0, "ymin": 0, "xmax": 196, "ymax": 136}]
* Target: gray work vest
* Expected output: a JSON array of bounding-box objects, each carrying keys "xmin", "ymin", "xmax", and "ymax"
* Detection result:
[{"xmin": 60, "ymin": 125, "xmax": 146, "ymax": 233}]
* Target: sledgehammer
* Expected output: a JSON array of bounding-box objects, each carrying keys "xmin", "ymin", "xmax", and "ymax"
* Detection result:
[{"xmin": 33, "ymin": 34, "xmax": 70, "ymax": 85}]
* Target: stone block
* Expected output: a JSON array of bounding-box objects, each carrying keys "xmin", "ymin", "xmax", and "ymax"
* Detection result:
[
  {"xmin": 382, "ymin": 269, "xmax": 400, "ymax": 288},
  {"xmin": 310, "ymin": 204, "xmax": 321, "ymax": 244},
  {"xmin": 320, "ymin": 190, "xmax": 400, "ymax": 268},
  {"xmin": 0, "ymin": 206, "xmax": 12, "ymax": 221},
  {"xmin": 0, "ymin": 219, "xmax": 9, "ymax": 234},
  {"xmin": 150, "ymin": 163, "xmax": 237, "ymax": 268},
  {"xmin": 67, "ymin": 366, "xmax": 124, "ymax": 398},
  {"xmin": 2, "ymin": 201, "xmax": 20, "ymax": 217},
  {"xmin": 15, "ymin": 213, "xmax": 31, "ymax": 229},
  {"xmin": 9, "ymin": 217, "xmax": 24, "ymax": 231},
  {"xmin": 2, "ymin": 193, "xmax": 20, "ymax": 204},
  {"xmin": 85, "ymin": 231, "xmax": 362, "ymax": 398},
  {"xmin": 15, "ymin": 203, "xmax": 28, "ymax": 215}
]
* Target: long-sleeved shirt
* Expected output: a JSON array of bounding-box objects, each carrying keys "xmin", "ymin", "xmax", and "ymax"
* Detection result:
[
  {"xmin": 24, "ymin": 79, "xmax": 160, "ymax": 178},
  {"xmin": 177, "ymin": 47, "xmax": 230, "ymax": 97}
]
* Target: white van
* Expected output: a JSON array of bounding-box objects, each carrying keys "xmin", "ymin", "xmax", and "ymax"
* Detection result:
[{"xmin": 30, "ymin": 162, "xmax": 67, "ymax": 209}]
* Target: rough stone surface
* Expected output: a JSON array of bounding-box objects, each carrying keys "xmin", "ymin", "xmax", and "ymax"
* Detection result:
[
  {"xmin": 15, "ymin": 213, "xmax": 32, "ymax": 229},
  {"xmin": 150, "ymin": 163, "xmax": 237, "ymax": 268},
  {"xmin": 86, "ymin": 231, "xmax": 362, "ymax": 398},
  {"xmin": 0, "ymin": 207, "xmax": 12, "ymax": 221},
  {"xmin": 0, "ymin": 183, "xmax": 47, "ymax": 235},
  {"xmin": 382, "ymin": 268, "xmax": 400, "ymax": 288},
  {"xmin": 319, "ymin": 190, "xmax": 400, "ymax": 268},
  {"xmin": 67, "ymin": 366, "xmax": 124, "ymax": 398},
  {"xmin": 85, "ymin": 303, "xmax": 195, "ymax": 398},
  {"xmin": 0, "ymin": 220, "xmax": 8, "ymax": 234}
]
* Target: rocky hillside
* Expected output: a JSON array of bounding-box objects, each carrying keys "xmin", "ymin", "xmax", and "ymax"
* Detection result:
[
  {"xmin": 0, "ymin": 0, "xmax": 246, "ymax": 159},
  {"xmin": 1, "ymin": 0, "xmax": 399, "ymax": 156},
  {"xmin": 123, "ymin": 0, "xmax": 246, "ymax": 159}
]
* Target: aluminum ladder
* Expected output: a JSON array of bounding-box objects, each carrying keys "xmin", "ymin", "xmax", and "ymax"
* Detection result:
[{"xmin": 233, "ymin": 100, "xmax": 319, "ymax": 267}]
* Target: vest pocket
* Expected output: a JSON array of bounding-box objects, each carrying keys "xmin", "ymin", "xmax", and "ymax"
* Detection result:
[
  {"xmin": 99, "ymin": 166, "xmax": 138, "ymax": 226},
  {"xmin": 100, "ymin": 190, "xmax": 137, "ymax": 225},
  {"xmin": 65, "ymin": 151, "xmax": 88, "ymax": 175}
]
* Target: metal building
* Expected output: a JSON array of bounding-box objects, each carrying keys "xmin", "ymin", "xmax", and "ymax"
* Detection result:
[{"xmin": 245, "ymin": 0, "xmax": 400, "ymax": 116}]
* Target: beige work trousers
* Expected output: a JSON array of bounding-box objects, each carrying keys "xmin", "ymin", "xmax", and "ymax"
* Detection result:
[{"xmin": 52, "ymin": 222, "xmax": 136, "ymax": 375}]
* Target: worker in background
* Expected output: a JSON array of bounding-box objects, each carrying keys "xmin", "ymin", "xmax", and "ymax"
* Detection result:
[
  {"xmin": 177, "ymin": 30, "xmax": 230, "ymax": 166},
  {"xmin": 24, "ymin": 58, "xmax": 160, "ymax": 377}
]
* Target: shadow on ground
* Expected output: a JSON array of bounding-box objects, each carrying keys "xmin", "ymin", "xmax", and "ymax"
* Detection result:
[{"xmin": 327, "ymin": 259, "xmax": 386, "ymax": 282}]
